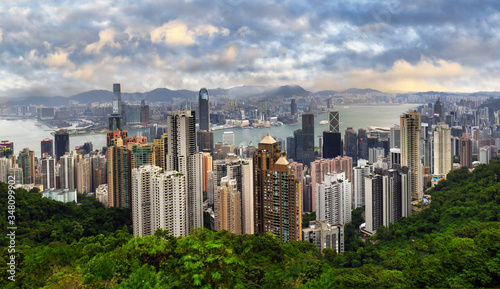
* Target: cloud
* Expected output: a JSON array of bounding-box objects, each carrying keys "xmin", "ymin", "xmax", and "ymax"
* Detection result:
[
  {"xmin": 306, "ymin": 58, "xmax": 476, "ymax": 93},
  {"xmin": 44, "ymin": 49, "xmax": 75, "ymax": 69},
  {"xmin": 84, "ymin": 28, "xmax": 121, "ymax": 54},
  {"xmin": 1, "ymin": 0, "xmax": 500, "ymax": 98},
  {"xmin": 150, "ymin": 19, "xmax": 229, "ymax": 46}
]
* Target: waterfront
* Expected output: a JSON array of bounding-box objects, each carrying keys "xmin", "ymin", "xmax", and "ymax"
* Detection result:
[{"xmin": 0, "ymin": 104, "xmax": 418, "ymax": 157}]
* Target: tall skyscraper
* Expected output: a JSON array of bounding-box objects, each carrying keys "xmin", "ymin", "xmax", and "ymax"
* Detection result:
[
  {"xmin": 54, "ymin": 129, "xmax": 69, "ymax": 161},
  {"xmin": 132, "ymin": 165, "xmax": 187, "ymax": 237},
  {"xmin": 323, "ymin": 131, "xmax": 343, "ymax": 159},
  {"xmin": 434, "ymin": 97, "xmax": 444, "ymax": 122},
  {"xmin": 253, "ymin": 133, "xmax": 302, "ymax": 242},
  {"xmin": 316, "ymin": 171, "xmax": 351, "ymax": 225},
  {"xmin": 400, "ymin": 111, "xmax": 422, "ymax": 200},
  {"xmin": 140, "ymin": 99, "xmax": 150, "ymax": 124},
  {"xmin": 166, "ymin": 110, "xmax": 203, "ymax": 232},
  {"xmin": 364, "ymin": 167, "xmax": 411, "ymax": 234},
  {"xmin": 291, "ymin": 99, "xmax": 297, "ymax": 115},
  {"xmin": 302, "ymin": 113, "xmax": 315, "ymax": 166},
  {"xmin": 197, "ymin": 130, "xmax": 214, "ymax": 153},
  {"xmin": 76, "ymin": 156, "xmax": 91, "ymax": 193},
  {"xmin": 294, "ymin": 129, "xmax": 303, "ymax": 162},
  {"xmin": 198, "ymin": 88, "xmax": 210, "ymax": 131},
  {"xmin": 345, "ymin": 127, "xmax": 357, "ymax": 162},
  {"xmin": 329, "ymin": 110, "xmax": 340, "ymax": 133},
  {"xmin": 357, "ymin": 129, "xmax": 369, "ymax": 160},
  {"xmin": 109, "ymin": 83, "xmax": 124, "ymax": 131},
  {"xmin": 41, "ymin": 138, "xmax": 53, "ymax": 158},
  {"xmin": 460, "ymin": 134, "xmax": 472, "ymax": 168},
  {"xmin": 433, "ymin": 122, "xmax": 452, "ymax": 178}
]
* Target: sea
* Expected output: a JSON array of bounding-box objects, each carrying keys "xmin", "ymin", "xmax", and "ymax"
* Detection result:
[{"xmin": 0, "ymin": 104, "xmax": 419, "ymax": 158}]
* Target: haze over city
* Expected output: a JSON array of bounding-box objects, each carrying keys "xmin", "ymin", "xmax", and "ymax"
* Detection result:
[{"xmin": 1, "ymin": 0, "xmax": 500, "ymax": 101}]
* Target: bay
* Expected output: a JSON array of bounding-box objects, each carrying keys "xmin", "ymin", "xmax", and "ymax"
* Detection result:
[{"xmin": 0, "ymin": 104, "xmax": 418, "ymax": 157}]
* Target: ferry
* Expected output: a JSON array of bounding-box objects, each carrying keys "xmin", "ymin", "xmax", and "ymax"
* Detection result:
[{"xmin": 319, "ymin": 120, "xmax": 328, "ymax": 125}]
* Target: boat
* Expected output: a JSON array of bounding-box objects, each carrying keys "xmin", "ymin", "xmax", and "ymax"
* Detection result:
[
  {"xmin": 34, "ymin": 123, "xmax": 42, "ymax": 127},
  {"xmin": 319, "ymin": 120, "xmax": 328, "ymax": 125}
]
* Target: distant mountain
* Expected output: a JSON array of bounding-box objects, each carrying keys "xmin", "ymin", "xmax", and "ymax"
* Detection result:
[
  {"xmin": 342, "ymin": 88, "xmax": 383, "ymax": 94},
  {"xmin": 209, "ymin": 85, "xmax": 310, "ymax": 99},
  {"xmin": 314, "ymin": 90, "xmax": 337, "ymax": 96}
]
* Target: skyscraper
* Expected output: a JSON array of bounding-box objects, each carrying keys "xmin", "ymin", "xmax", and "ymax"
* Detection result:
[
  {"xmin": 433, "ymin": 122, "xmax": 452, "ymax": 178},
  {"xmin": 291, "ymin": 99, "xmax": 297, "ymax": 116},
  {"xmin": 166, "ymin": 110, "xmax": 203, "ymax": 232},
  {"xmin": 109, "ymin": 83, "xmax": 124, "ymax": 131},
  {"xmin": 41, "ymin": 138, "xmax": 53, "ymax": 158},
  {"xmin": 345, "ymin": 127, "xmax": 357, "ymax": 162},
  {"xmin": 198, "ymin": 88, "xmax": 210, "ymax": 131},
  {"xmin": 400, "ymin": 111, "xmax": 422, "ymax": 200},
  {"xmin": 323, "ymin": 131, "xmax": 342, "ymax": 159},
  {"xmin": 357, "ymin": 129, "xmax": 369, "ymax": 160},
  {"xmin": 253, "ymin": 133, "xmax": 302, "ymax": 242},
  {"xmin": 329, "ymin": 111, "xmax": 340, "ymax": 132},
  {"xmin": 460, "ymin": 134, "xmax": 472, "ymax": 168},
  {"xmin": 197, "ymin": 130, "xmax": 214, "ymax": 153},
  {"xmin": 54, "ymin": 129, "xmax": 69, "ymax": 161},
  {"xmin": 302, "ymin": 113, "xmax": 315, "ymax": 166}
]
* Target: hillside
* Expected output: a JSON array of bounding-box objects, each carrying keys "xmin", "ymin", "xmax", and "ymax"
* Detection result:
[{"xmin": 2, "ymin": 160, "xmax": 500, "ymax": 288}]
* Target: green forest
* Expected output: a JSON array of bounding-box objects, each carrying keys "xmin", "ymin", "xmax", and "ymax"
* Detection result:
[{"xmin": 2, "ymin": 159, "xmax": 500, "ymax": 288}]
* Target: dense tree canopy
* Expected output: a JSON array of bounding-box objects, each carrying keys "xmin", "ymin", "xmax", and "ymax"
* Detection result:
[{"xmin": 2, "ymin": 159, "xmax": 500, "ymax": 288}]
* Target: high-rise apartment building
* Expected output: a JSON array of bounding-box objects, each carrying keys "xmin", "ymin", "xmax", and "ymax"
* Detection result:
[
  {"xmin": 166, "ymin": 110, "xmax": 203, "ymax": 232},
  {"xmin": 353, "ymin": 160, "xmax": 373, "ymax": 209},
  {"xmin": 310, "ymin": 156, "xmax": 353, "ymax": 212},
  {"xmin": 54, "ymin": 129, "xmax": 69, "ymax": 161},
  {"xmin": 303, "ymin": 220, "xmax": 344, "ymax": 253},
  {"xmin": 215, "ymin": 177, "xmax": 242, "ymax": 234},
  {"xmin": 198, "ymin": 88, "xmax": 210, "ymax": 131},
  {"xmin": 302, "ymin": 113, "xmax": 315, "ymax": 166},
  {"xmin": 291, "ymin": 99, "xmax": 297, "ymax": 116},
  {"xmin": 17, "ymin": 148, "xmax": 35, "ymax": 184},
  {"xmin": 433, "ymin": 122, "xmax": 452, "ymax": 178},
  {"xmin": 316, "ymin": 171, "xmax": 351, "ymax": 226},
  {"xmin": 400, "ymin": 111, "xmax": 422, "ymax": 200},
  {"xmin": 364, "ymin": 167, "xmax": 411, "ymax": 234},
  {"xmin": 253, "ymin": 134, "xmax": 302, "ymax": 242},
  {"xmin": 460, "ymin": 134, "xmax": 472, "ymax": 168},
  {"xmin": 132, "ymin": 165, "xmax": 187, "ymax": 237},
  {"xmin": 0, "ymin": 157, "xmax": 13, "ymax": 183},
  {"xmin": 60, "ymin": 152, "xmax": 76, "ymax": 190},
  {"xmin": 76, "ymin": 156, "xmax": 91, "ymax": 193}
]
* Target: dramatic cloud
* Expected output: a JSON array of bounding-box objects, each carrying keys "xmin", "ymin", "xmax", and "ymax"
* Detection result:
[{"xmin": 0, "ymin": 0, "xmax": 499, "ymax": 98}]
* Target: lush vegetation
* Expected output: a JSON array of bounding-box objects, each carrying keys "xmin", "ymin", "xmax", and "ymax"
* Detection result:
[{"xmin": 2, "ymin": 159, "xmax": 500, "ymax": 288}]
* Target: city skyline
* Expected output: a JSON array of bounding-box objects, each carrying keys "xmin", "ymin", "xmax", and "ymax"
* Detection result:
[{"xmin": 1, "ymin": 1, "xmax": 500, "ymax": 101}]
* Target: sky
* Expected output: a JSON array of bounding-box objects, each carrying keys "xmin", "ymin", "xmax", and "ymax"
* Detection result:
[{"xmin": 1, "ymin": 0, "xmax": 500, "ymax": 99}]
